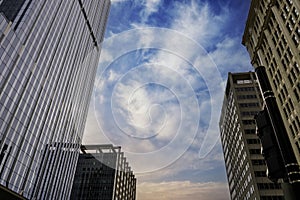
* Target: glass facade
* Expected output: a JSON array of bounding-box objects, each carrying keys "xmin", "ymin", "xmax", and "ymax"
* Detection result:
[
  {"xmin": 219, "ymin": 72, "xmax": 284, "ymax": 200},
  {"xmin": 0, "ymin": 0, "xmax": 110, "ymax": 199},
  {"xmin": 71, "ymin": 145, "xmax": 136, "ymax": 200},
  {"xmin": 0, "ymin": 0, "xmax": 26, "ymax": 22}
]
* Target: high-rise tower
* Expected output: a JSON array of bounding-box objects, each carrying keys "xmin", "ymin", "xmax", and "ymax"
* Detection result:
[
  {"xmin": 71, "ymin": 145, "xmax": 136, "ymax": 200},
  {"xmin": 219, "ymin": 72, "xmax": 284, "ymax": 200},
  {"xmin": 242, "ymin": 0, "xmax": 300, "ymax": 166},
  {"xmin": 0, "ymin": 0, "xmax": 110, "ymax": 199}
]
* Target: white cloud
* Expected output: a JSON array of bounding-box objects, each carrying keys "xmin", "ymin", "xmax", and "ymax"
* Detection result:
[
  {"xmin": 209, "ymin": 36, "xmax": 252, "ymax": 74},
  {"xmin": 83, "ymin": 0, "xmax": 251, "ymax": 192},
  {"xmin": 135, "ymin": 139, "xmax": 226, "ymax": 183},
  {"xmin": 99, "ymin": 44, "xmax": 114, "ymax": 63},
  {"xmin": 82, "ymin": 101, "xmax": 110, "ymax": 145},
  {"xmin": 86, "ymin": 0, "xmax": 226, "ymax": 173},
  {"xmin": 137, "ymin": 181, "xmax": 230, "ymax": 200},
  {"xmin": 170, "ymin": 1, "xmax": 228, "ymax": 48},
  {"xmin": 92, "ymin": 54, "xmax": 202, "ymax": 172},
  {"xmin": 139, "ymin": 0, "xmax": 162, "ymax": 23}
]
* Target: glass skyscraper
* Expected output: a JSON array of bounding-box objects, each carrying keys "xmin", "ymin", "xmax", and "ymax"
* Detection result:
[
  {"xmin": 71, "ymin": 145, "xmax": 136, "ymax": 200},
  {"xmin": 0, "ymin": 0, "xmax": 110, "ymax": 199}
]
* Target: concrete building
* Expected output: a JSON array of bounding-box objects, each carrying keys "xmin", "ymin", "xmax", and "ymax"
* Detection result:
[
  {"xmin": 71, "ymin": 145, "xmax": 136, "ymax": 200},
  {"xmin": 242, "ymin": 0, "xmax": 300, "ymax": 167},
  {"xmin": 219, "ymin": 72, "xmax": 284, "ymax": 200},
  {"xmin": 0, "ymin": 0, "xmax": 110, "ymax": 199}
]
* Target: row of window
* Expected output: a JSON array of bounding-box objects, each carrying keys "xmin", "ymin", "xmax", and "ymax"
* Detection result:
[
  {"xmin": 239, "ymin": 102, "xmax": 260, "ymax": 108},
  {"xmin": 257, "ymin": 182, "xmax": 281, "ymax": 190},
  {"xmin": 254, "ymin": 171, "xmax": 266, "ymax": 177},
  {"xmin": 242, "ymin": 120, "xmax": 256, "ymax": 125},
  {"xmin": 235, "ymin": 87, "xmax": 256, "ymax": 92},
  {"xmin": 260, "ymin": 196, "xmax": 284, "ymax": 200},
  {"xmin": 287, "ymin": 63, "xmax": 300, "ymax": 86},
  {"xmin": 241, "ymin": 111, "xmax": 258, "ymax": 117},
  {"xmin": 245, "ymin": 129, "xmax": 256, "ymax": 134},
  {"xmin": 249, "ymin": 149, "xmax": 261, "ymax": 154},
  {"xmin": 282, "ymin": 98, "xmax": 294, "ymax": 119},
  {"xmin": 237, "ymin": 94, "xmax": 257, "ymax": 99},
  {"xmin": 294, "ymin": 86, "xmax": 300, "ymax": 102},
  {"xmin": 247, "ymin": 139, "xmax": 261, "ymax": 144},
  {"xmin": 289, "ymin": 116, "xmax": 300, "ymax": 139},
  {"xmin": 252, "ymin": 159, "xmax": 265, "ymax": 165}
]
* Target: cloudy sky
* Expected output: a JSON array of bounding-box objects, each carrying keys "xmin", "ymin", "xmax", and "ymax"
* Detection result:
[{"xmin": 83, "ymin": 0, "xmax": 252, "ymax": 199}]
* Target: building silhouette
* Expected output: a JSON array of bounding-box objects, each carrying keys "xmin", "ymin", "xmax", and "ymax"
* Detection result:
[
  {"xmin": 71, "ymin": 145, "xmax": 136, "ymax": 200},
  {"xmin": 219, "ymin": 72, "xmax": 284, "ymax": 200},
  {"xmin": 242, "ymin": 0, "xmax": 300, "ymax": 167},
  {"xmin": 0, "ymin": 0, "xmax": 110, "ymax": 199}
]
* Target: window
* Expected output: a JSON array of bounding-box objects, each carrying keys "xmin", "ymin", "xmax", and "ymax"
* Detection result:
[
  {"xmin": 235, "ymin": 87, "xmax": 255, "ymax": 92},
  {"xmin": 237, "ymin": 79, "xmax": 253, "ymax": 84},
  {"xmin": 257, "ymin": 183, "xmax": 281, "ymax": 189},
  {"xmin": 251, "ymin": 159, "xmax": 265, "ymax": 165},
  {"xmin": 245, "ymin": 129, "xmax": 256, "ymax": 134},
  {"xmin": 292, "ymin": 7, "xmax": 299, "ymax": 17},
  {"xmin": 294, "ymin": 88, "xmax": 300, "ymax": 102},
  {"xmin": 254, "ymin": 171, "xmax": 266, "ymax": 177},
  {"xmin": 281, "ymin": 12, "xmax": 287, "ymax": 20},
  {"xmin": 241, "ymin": 111, "xmax": 258, "ymax": 116},
  {"xmin": 249, "ymin": 149, "xmax": 261, "ymax": 154},
  {"xmin": 239, "ymin": 103, "xmax": 259, "ymax": 108},
  {"xmin": 0, "ymin": 0, "xmax": 26, "ymax": 22},
  {"xmin": 286, "ymin": 23, "xmax": 293, "ymax": 33},
  {"xmin": 237, "ymin": 94, "xmax": 257, "ymax": 99},
  {"xmin": 242, "ymin": 120, "xmax": 256, "ymax": 125},
  {"xmin": 247, "ymin": 139, "xmax": 261, "ymax": 144}
]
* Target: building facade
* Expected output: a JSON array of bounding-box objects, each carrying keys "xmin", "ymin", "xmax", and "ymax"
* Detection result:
[
  {"xmin": 0, "ymin": 0, "xmax": 110, "ymax": 199},
  {"xmin": 242, "ymin": 0, "xmax": 300, "ymax": 167},
  {"xmin": 220, "ymin": 72, "xmax": 284, "ymax": 200},
  {"xmin": 71, "ymin": 145, "xmax": 136, "ymax": 200}
]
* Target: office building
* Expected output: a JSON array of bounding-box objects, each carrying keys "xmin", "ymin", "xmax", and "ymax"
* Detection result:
[
  {"xmin": 31, "ymin": 143, "xmax": 79, "ymax": 199},
  {"xmin": 71, "ymin": 144, "xmax": 136, "ymax": 200},
  {"xmin": 242, "ymin": 0, "xmax": 300, "ymax": 166},
  {"xmin": 0, "ymin": 0, "xmax": 110, "ymax": 199},
  {"xmin": 219, "ymin": 72, "xmax": 284, "ymax": 200}
]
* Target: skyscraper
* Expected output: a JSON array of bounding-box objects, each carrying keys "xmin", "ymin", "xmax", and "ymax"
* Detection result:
[
  {"xmin": 242, "ymin": 0, "xmax": 300, "ymax": 166},
  {"xmin": 219, "ymin": 72, "xmax": 284, "ymax": 200},
  {"xmin": 0, "ymin": 0, "xmax": 110, "ymax": 199},
  {"xmin": 71, "ymin": 145, "xmax": 136, "ymax": 200}
]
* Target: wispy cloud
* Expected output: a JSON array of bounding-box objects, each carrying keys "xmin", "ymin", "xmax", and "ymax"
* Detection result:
[
  {"xmin": 171, "ymin": 1, "xmax": 227, "ymax": 47},
  {"xmin": 83, "ymin": 0, "xmax": 251, "ymax": 199},
  {"xmin": 93, "ymin": 27, "xmax": 221, "ymax": 173},
  {"xmin": 139, "ymin": 0, "xmax": 162, "ymax": 23},
  {"xmin": 86, "ymin": 0, "xmax": 251, "ymax": 170}
]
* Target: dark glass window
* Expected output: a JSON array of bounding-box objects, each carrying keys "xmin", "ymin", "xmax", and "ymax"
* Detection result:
[{"xmin": 0, "ymin": 0, "xmax": 25, "ymax": 22}]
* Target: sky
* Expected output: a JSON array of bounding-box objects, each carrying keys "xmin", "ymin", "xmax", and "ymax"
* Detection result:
[{"xmin": 83, "ymin": 0, "xmax": 252, "ymax": 199}]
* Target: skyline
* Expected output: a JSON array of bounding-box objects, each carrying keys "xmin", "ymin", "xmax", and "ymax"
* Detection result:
[{"xmin": 83, "ymin": 0, "xmax": 253, "ymax": 199}]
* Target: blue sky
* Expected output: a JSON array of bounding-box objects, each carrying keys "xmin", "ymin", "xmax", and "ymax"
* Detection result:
[{"xmin": 83, "ymin": 0, "xmax": 252, "ymax": 199}]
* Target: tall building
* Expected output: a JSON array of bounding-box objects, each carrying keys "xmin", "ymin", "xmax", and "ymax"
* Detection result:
[
  {"xmin": 242, "ymin": 0, "xmax": 300, "ymax": 166},
  {"xmin": 71, "ymin": 144, "xmax": 136, "ymax": 200},
  {"xmin": 0, "ymin": 0, "xmax": 110, "ymax": 199},
  {"xmin": 219, "ymin": 72, "xmax": 284, "ymax": 200}
]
